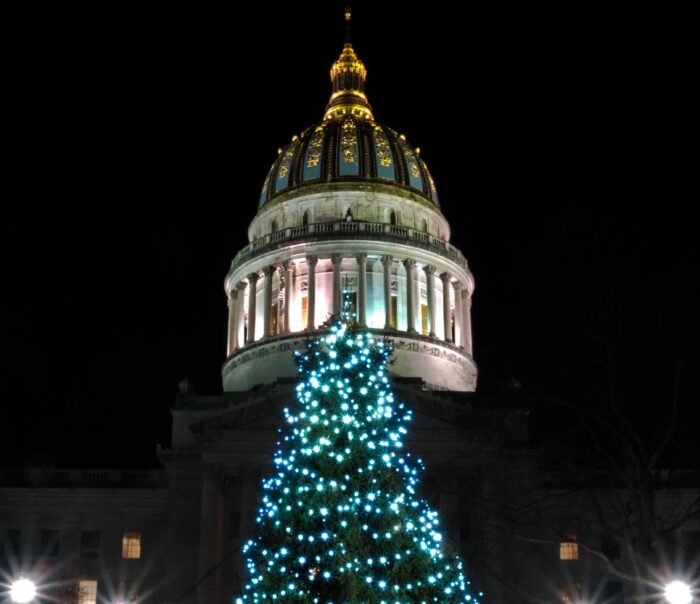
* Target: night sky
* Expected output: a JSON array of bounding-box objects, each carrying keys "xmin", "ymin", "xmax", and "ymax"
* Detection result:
[{"xmin": 2, "ymin": 3, "xmax": 696, "ymax": 468}]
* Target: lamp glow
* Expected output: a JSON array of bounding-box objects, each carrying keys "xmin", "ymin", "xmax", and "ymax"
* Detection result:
[
  {"xmin": 665, "ymin": 581, "xmax": 692, "ymax": 604},
  {"xmin": 10, "ymin": 578, "xmax": 37, "ymax": 603}
]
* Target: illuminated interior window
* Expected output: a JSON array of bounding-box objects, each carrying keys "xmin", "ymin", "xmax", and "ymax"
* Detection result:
[
  {"xmin": 121, "ymin": 532, "xmax": 141, "ymax": 559},
  {"xmin": 559, "ymin": 532, "xmax": 579, "ymax": 560},
  {"xmin": 390, "ymin": 296, "xmax": 398, "ymax": 329},
  {"xmin": 78, "ymin": 580, "xmax": 98, "ymax": 604},
  {"xmin": 421, "ymin": 303, "xmax": 428, "ymax": 335},
  {"xmin": 301, "ymin": 296, "xmax": 308, "ymax": 328}
]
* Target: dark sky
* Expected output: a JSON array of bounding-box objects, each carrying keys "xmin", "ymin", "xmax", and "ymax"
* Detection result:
[{"xmin": 1, "ymin": 3, "xmax": 696, "ymax": 468}]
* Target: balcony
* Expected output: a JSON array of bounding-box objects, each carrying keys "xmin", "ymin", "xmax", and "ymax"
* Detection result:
[{"xmin": 229, "ymin": 220, "xmax": 469, "ymax": 274}]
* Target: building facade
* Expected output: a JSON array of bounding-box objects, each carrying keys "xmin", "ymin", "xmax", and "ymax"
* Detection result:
[{"xmin": 2, "ymin": 20, "xmax": 698, "ymax": 604}]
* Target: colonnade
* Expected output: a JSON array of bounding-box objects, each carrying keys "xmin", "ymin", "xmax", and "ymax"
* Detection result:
[{"xmin": 226, "ymin": 254, "xmax": 473, "ymax": 356}]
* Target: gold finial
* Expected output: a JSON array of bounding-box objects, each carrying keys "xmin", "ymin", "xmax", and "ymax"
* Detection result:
[
  {"xmin": 324, "ymin": 6, "xmax": 374, "ymax": 121},
  {"xmin": 344, "ymin": 6, "xmax": 352, "ymax": 44}
]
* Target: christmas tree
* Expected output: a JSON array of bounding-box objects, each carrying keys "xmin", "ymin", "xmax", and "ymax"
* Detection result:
[{"xmin": 236, "ymin": 304, "xmax": 483, "ymax": 603}]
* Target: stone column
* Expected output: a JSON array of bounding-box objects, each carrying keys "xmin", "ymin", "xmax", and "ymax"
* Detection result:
[
  {"xmin": 453, "ymin": 280, "xmax": 463, "ymax": 348},
  {"xmin": 276, "ymin": 266, "xmax": 285, "ymax": 335},
  {"xmin": 226, "ymin": 288, "xmax": 237, "ymax": 356},
  {"xmin": 382, "ymin": 255, "xmax": 393, "ymax": 329},
  {"xmin": 262, "ymin": 266, "xmax": 275, "ymax": 337},
  {"xmin": 235, "ymin": 281, "xmax": 247, "ymax": 348},
  {"xmin": 198, "ymin": 466, "xmax": 224, "ymax": 604},
  {"xmin": 424, "ymin": 265, "xmax": 437, "ymax": 337},
  {"xmin": 246, "ymin": 272, "xmax": 259, "ymax": 343},
  {"xmin": 403, "ymin": 258, "xmax": 417, "ymax": 333},
  {"xmin": 307, "ymin": 255, "xmax": 318, "ymax": 330},
  {"xmin": 462, "ymin": 291, "xmax": 473, "ymax": 355},
  {"xmin": 331, "ymin": 253, "xmax": 343, "ymax": 318},
  {"xmin": 283, "ymin": 260, "xmax": 294, "ymax": 334},
  {"xmin": 356, "ymin": 253, "xmax": 367, "ymax": 327},
  {"xmin": 440, "ymin": 271, "xmax": 453, "ymax": 343}
]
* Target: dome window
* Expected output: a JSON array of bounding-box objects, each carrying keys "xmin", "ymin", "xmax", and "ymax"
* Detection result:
[
  {"xmin": 271, "ymin": 219, "xmax": 279, "ymax": 234},
  {"xmin": 390, "ymin": 211, "xmax": 397, "ymax": 226},
  {"xmin": 345, "ymin": 208, "xmax": 353, "ymax": 222},
  {"xmin": 302, "ymin": 211, "xmax": 309, "ymax": 226}
]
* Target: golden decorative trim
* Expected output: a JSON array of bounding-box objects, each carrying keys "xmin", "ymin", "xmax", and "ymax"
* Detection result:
[
  {"xmin": 341, "ymin": 118, "xmax": 358, "ymax": 163},
  {"xmin": 373, "ymin": 125, "xmax": 392, "ymax": 167},
  {"xmin": 306, "ymin": 125, "xmax": 325, "ymax": 168}
]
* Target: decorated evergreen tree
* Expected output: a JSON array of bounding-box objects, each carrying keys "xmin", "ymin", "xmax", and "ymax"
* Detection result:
[{"xmin": 237, "ymin": 304, "xmax": 483, "ymax": 603}]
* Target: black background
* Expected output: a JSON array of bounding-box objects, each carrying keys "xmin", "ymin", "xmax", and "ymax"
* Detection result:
[{"xmin": 1, "ymin": 2, "xmax": 696, "ymax": 467}]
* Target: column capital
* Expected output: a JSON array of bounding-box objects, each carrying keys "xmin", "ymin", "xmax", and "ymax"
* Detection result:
[
  {"xmin": 247, "ymin": 272, "xmax": 259, "ymax": 283},
  {"xmin": 381, "ymin": 255, "xmax": 393, "ymax": 267},
  {"xmin": 331, "ymin": 253, "xmax": 343, "ymax": 267},
  {"xmin": 307, "ymin": 255, "xmax": 318, "ymax": 268},
  {"xmin": 452, "ymin": 280, "xmax": 463, "ymax": 291},
  {"xmin": 355, "ymin": 253, "xmax": 368, "ymax": 263},
  {"xmin": 282, "ymin": 259, "xmax": 294, "ymax": 271},
  {"xmin": 423, "ymin": 264, "xmax": 436, "ymax": 277},
  {"xmin": 235, "ymin": 281, "xmax": 247, "ymax": 292},
  {"xmin": 440, "ymin": 271, "xmax": 452, "ymax": 284},
  {"xmin": 263, "ymin": 265, "xmax": 276, "ymax": 277},
  {"xmin": 403, "ymin": 258, "xmax": 416, "ymax": 270},
  {"xmin": 228, "ymin": 288, "xmax": 238, "ymax": 302}
]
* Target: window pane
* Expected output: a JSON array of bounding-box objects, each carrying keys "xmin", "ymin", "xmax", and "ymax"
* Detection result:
[
  {"xmin": 604, "ymin": 581, "xmax": 624, "ymax": 604},
  {"xmin": 80, "ymin": 531, "xmax": 100, "ymax": 558},
  {"xmin": 301, "ymin": 296, "xmax": 308, "ymax": 328},
  {"xmin": 421, "ymin": 303, "xmax": 428, "ymax": 336},
  {"xmin": 2, "ymin": 529, "xmax": 21, "ymax": 559},
  {"xmin": 78, "ymin": 580, "xmax": 97, "ymax": 604},
  {"xmin": 41, "ymin": 530, "xmax": 60, "ymax": 558},
  {"xmin": 121, "ymin": 532, "xmax": 141, "ymax": 559},
  {"xmin": 560, "ymin": 532, "xmax": 579, "ymax": 560}
]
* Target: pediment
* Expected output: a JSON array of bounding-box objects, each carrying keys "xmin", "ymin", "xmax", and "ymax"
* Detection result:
[{"xmin": 188, "ymin": 380, "xmax": 517, "ymax": 441}]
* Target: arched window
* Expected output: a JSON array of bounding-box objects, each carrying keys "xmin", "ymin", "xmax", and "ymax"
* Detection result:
[
  {"xmin": 345, "ymin": 208, "xmax": 353, "ymax": 222},
  {"xmin": 420, "ymin": 218, "xmax": 428, "ymax": 232},
  {"xmin": 302, "ymin": 211, "xmax": 309, "ymax": 226},
  {"xmin": 390, "ymin": 211, "xmax": 397, "ymax": 226},
  {"xmin": 271, "ymin": 219, "xmax": 279, "ymax": 233}
]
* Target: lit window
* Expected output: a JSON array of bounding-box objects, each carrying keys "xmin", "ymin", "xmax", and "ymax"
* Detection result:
[
  {"xmin": 421, "ymin": 303, "xmax": 428, "ymax": 336},
  {"xmin": 78, "ymin": 580, "xmax": 97, "ymax": 604},
  {"xmin": 390, "ymin": 296, "xmax": 398, "ymax": 329},
  {"xmin": 122, "ymin": 533, "xmax": 141, "ymax": 559},
  {"xmin": 301, "ymin": 296, "xmax": 308, "ymax": 328},
  {"xmin": 560, "ymin": 531, "xmax": 579, "ymax": 560}
]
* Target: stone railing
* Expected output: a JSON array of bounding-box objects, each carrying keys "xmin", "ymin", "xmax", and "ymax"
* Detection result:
[
  {"xmin": 230, "ymin": 220, "xmax": 469, "ymax": 274},
  {"xmin": 0, "ymin": 468, "xmax": 168, "ymax": 488}
]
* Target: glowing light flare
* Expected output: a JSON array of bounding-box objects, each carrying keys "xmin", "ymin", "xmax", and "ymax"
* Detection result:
[
  {"xmin": 664, "ymin": 581, "xmax": 692, "ymax": 604},
  {"xmin": 10, "ymin": 579, "xmax": 37, "ymax": 603}
]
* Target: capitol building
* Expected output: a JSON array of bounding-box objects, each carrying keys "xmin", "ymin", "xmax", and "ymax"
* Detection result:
[{"xmin": 1, "ymin": 14, "xmax": 697, "ymax": 604}]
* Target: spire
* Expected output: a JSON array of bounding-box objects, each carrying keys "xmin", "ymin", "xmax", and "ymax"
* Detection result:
[
  {"xmin": 324, "ymin": 7, "xmax": 374, "ymax": 121},
  {"xmin": 344, "ymin": 6, "xmax": 352, "ymax": 44}
]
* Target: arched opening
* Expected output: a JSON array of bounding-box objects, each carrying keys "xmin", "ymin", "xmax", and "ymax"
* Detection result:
[
  {"xmin": 271, "ymin": 219, "xmax": 279, "ymax": 233},
  {"xmin": 345, "ymin": 208, "xmax": 353, "ymax": 222},
  {"xmin": 420, "ymin": 218, "xmax": 428, "ymax": 232},
  {"xmin": 390, "ymin": 211, "xmax": 397, "ymax": 226},
  {"xmin": 302, "ymin": 211, "xmax": 309, "ymax": 226}
]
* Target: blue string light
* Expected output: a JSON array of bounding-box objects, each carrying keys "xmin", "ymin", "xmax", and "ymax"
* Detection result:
[{"xmin": 236, "ymin": 294, "xmax": 483, "ymax": 603}]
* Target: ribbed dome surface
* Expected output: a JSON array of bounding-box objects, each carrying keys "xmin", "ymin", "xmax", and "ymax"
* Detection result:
[{"xmin": 259, "ymin": 116, "xmax": 440, "ymax": 208}]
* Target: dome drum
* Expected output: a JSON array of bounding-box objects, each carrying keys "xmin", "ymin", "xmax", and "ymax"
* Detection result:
[{"xmin": 223, "ymin": 242, "xmax": 475, "ymax": 392}]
